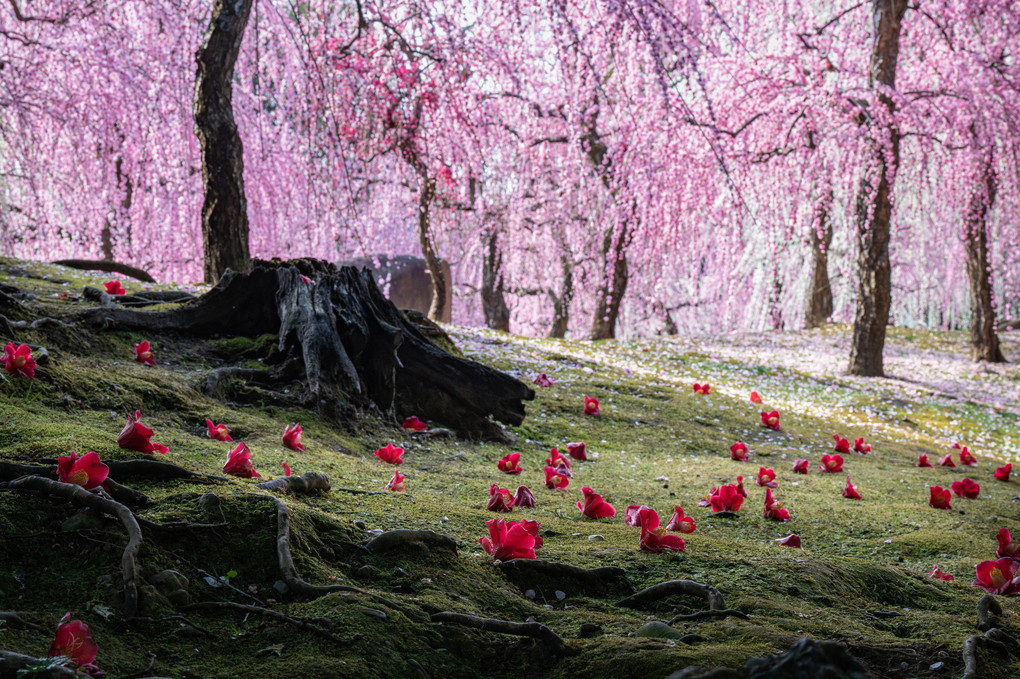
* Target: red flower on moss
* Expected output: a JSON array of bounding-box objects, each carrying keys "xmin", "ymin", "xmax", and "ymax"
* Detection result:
[
  {"xmin": 497, "ymin": 452, "xmax": 523, "ymax": 475},
  {"xmin": 282, "ymin": 423, "xmax": 305, "ymax": 452},
  {"xmin": 842, "ymin": 476, "xmax": 862, "ymax": 500},
  {"xmin": 546, "ymin": 448, "xmax": 572, "ymax": 473},
  {"xmin": 543, "ymin": 466, "xmax": 570, "ymax": 490},
  {"xmin": 487, "ymin": 484, "xmax": 514, "ymax": 512},
  {"xmin": 402, "ymin": 416, "xmax": 427, "ymax": 432},
  {"xmin": 972, "ymin": 558, "xmax": 1020, "ymax": 595},
  {"xmin": 756, "ymin": 466, "xmax": 778, "ymax": 488},
  {"xmin": 994, "ymin": 464, "xmax": 1012, "ymax": 482},
  {"xmin": 512, "ymin": 485, "xmax": 536, "ymax": 508},
  {"xmin": 951, "ymin": 477, "xmax": 980, "ymax": 499},
  {"xmin": 576, "ymin": 486, "xmax": 616, "ymax": 519},
  {"xmin": 134, "ymin": 340, "xmax": 156, "ymax": 366},
  {"xmin": 958, "ymin": 447, "xmax": 977, "ymax": 466},
  {"xmin": 819, "ymin": 454, "xmax": 843, "ymax": 473},
  {"xmin": 735, "ymin": 475, "xmax": 748, "ymax": 497},
  {"xmin": 917, "ymin": 453, "xmax": 933, "ymax": 468},
  {"xmin": 750, "ymin": 391, "xmax": 762, "ymax": 404},
  {"xmin": 833, "ymin": 435, "xmax": 851, "ymax": 454},
  {"xmin": 565, "ymin": 441, "xmax": 587, "ymax": 461},
  {"xmin": 281, "ymin": 461, "xmax": 291, "ymax": 476},
  {"xmin": 710, "ymin": 484, "xmax": 744, "ymax": 513},
  {"xmin": 2, "ymin": 342, "xmax": 36, "ymax": 378},
  {"xmin": 48, "ymin": 613, "xmax": 99, "ymax": 675},
  {"xmin": 205, "ymin": 418, "xmax": 232, "ymax": 442},
  {"xmin": 938, "ymin": 454, "xmax": 956, "ymax": 468},
  {"xmin": 386, "ymin": 469, "xmax": 406, "ymax": 492},
  {"xmin": 625, "ymin": 504, "xmax": 651, "ymax": 526},
  {"xmin": 996, "ymin": 529, "xmax": 1018, "ymax": 559},
  {"xmin": 792, "ymin": 458, "xmax": 809, "ymax": 474},
  {"xmin": 928, "ymin": 566, "xmax": 954, "ymax": 582},
  {"xmin": 854, "ymin": 437, "xmax": 871, "ymax": 454},
  {"xmin": 583, "ymin": 394, "xmax": 600, "ymax": 415},
  {"xmin": 223, "ymin": 442, "xmax": 259, "ymax": 478},
  {"xmin": 638, "ymin": 507, "xmax": 685, "ymax": 552},
  {"xmin": 763, "ymin": 488, "xmax": 790, "ymax": 521},
  {"xmin": 693, "ymin": 383, "xmax": 710, "ymax": 395},
  {"xmin": 665, "ymin": 506, "xmax": 696, "ymax": 534},
  {"xmin": 374, "ymin": 443, "xmax": 403, "ymax": 465},
  {"xmin": 479, "ymin": 518, "xmax": 539, "ymax": 561},
  {"xmin": 760, "ymin": 410, "xmax": 780, "ymax": 430},
  {"xmin": 533, "ymin": 373, "xmax": 555, "ymax": 387},
  {"xmin": 57, "ymin": 451, "xmax": 109, "ymax": 490},
  {"xmin": 104, "ymin": 280, "xmax": 126, "ymax": 295},
  {"xmin": 117, "ymin": 410, "xmax": 168, "ymax": 455},
  {"xmin": 730, "ymin": 442, "xmax": 749, "ymax": 461},
  {"xmin": 929, "ymin": 486, "xmax": 952, "ymax": 509},
  {"xmin": 776, "ymin": 534, "xmax": 802, "ymax": 548}
]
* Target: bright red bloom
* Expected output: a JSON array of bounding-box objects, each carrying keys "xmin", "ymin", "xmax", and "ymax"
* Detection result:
[
  {"xmin": 282, "ymin": 423, "xmax": 305, "ymax": 452},
  {"xmin": 565, "ymin": 441, "xmax": 587, "ymax": 461},
  {"xmin": 48, "ymin": 613, "xmax": 99, "ymax": 674},
  {"xmin": 929, "ymin": 486, "xmax": 952, "ymax": 509},
  {"xmin": 117, "ymin": 410, "xmax": 168, "ymax": 455},
  {"xmin": 281, "ymin": 461, "xmax": 291, "ymax": 476},
  {"xmin": 819, "ymin": 454, "xmax": 843, "ymax": 473},
  {"xmin": 917, "ymin": 453, "xmax": 933, "ymax": 468},
  {"xmin": 57, "ymin": 451, "xmax": 109, "ymax": 490},
  {"xmin": 928, "ymin": 566, "xmax": 954, "ymax": 582},
  {"xmin": 972, "ymin": 558, "xmax": 1020, "ymax": 595},
  {"xmin": 223, "ymin": 441, "xmax": 259, "ymax": 478},
  {"xmin": 104, "ymin": 280, "xmax": 126, "ymax": 295},
  {"xmin": 951, "ymin": 477, "xmax": 980, "ymax": 499},
  {"xmin": 583, "ymin": 394, "xmax": 600, "ymax": 415},
  {"xmin": 735, "ymin": 475, "xmax": 748, "ymax": 497},
  {"xmin": 994, "ymin": 464, "xmax": 1012, "ymax": 482},
  {"xmin": 497, "ymin": 452, "xmax": 523, "ymax": 475},
  {"xmin": 958, "ymin": 447, "xmax": 977, "ymax": 466},
  {"xmin": 842, "ymin": 476, "xmax": 862, "ymax": 500},
  {"xmin": 730, "ymin": 442, "xmax": 749, "ymax": 461},
  {"xmin": 792, "ymin": 458, "xmax": 809, "ymax": 474},
  {"xmin": 693, "ymin": 383, "xmax": 710, "ymax": 395},
  {"xmin": 776, "ymin": 534, "xmax": 802, "ymax": 548},
  {"xmin": 760, "ymin": 410, "xmax": 780, "ymax": 430},
  {"xmin": 996, "ymin": 529, "xmax": 1019, "ymax": 559},
  {"xmin": 750, "ymin": 391, "xmax": 762, "ymax": 403},
  {"xmin": 512, "ymin": 485, "xmax": 536, "ymax": 508},
  {"xmin": 205, "ymin": 418, "xmax": 232, "ymax": 442},
  {"xmin": 833, "ymin": 435, "xmax": 850, "ymax": 454},
  {"xmin": 763, "ymin": 488, "xmax": 790, "ymax": 521},
  {"xmin": 546, "ymin": 448, "xmax": 572, "ymax": 472},
  {"xmin": 624, "ymin": 504, "xmax": 650, "ymax": 526},
  {"xmin": 2, "ymin": 342, "xmax": 36, "ymax": 378},
  {"xmin": 854, "ymin": 438, "xmax": 871, "ymax": 454},
  {"xmin": 479, "ymin": 518, "xmax": 539, "ymax": 561},
  {"xmin": 638, "ymin": 507, "xmax": 685, "ymax": 552},
  {"xmin": 402, "ymin": 416, "xmax": 427, "ymax": 431},
  {"xmin": 134, "ymin": 340, "xmax": 156, "ymax": 366},
  {"xmin": 576, "ymin": 486, "xmax": 616, "ymax": 519},
  {"xmin": 665, "ymin": 506, "xmax": 696, "ymax": 534},
  {"xmin": 386, "ymin": 469, "xmax": 406, "ymax": 492},
  {"xmin": 710, "ymin": 484, "xmax": 744, "ymax": 513},
  {"xmin": 519, "ymin": 519, "xmax": 544, "ymax": 550},
  {"xmin": 374, "ymin": 443, "xmax": 403, "ymax": 464},
  {"xmin": 756, "ymin": 466, "xmax": 778, "ymax": 488},
  {"xmin": 543, "ymin": 466, "xmax": 569, "ymax": 490},
  {"xmin": 939, "ymin": 454, "xmax": 956, "ymax": 468},
  {"xmin": 533, "ymin": 373, "xmax": 555, "ymax": 387},
  {"xmin": 487, "ymin": 484, "xmax": 514, "ymax": 512}
]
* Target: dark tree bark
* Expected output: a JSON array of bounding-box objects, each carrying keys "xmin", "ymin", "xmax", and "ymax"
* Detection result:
[
  {"xmin": 805, "ymin": 185, "xmax": 834, "ymax": 329},
  {"xmin": 548, "ymin": 238, "xmax": 574, "ymax": 339},
  {"xmin": 401, "ymin": 140, "xmax": 448, "ymax": 323},
  {"xmin": 194, "ymin": 0, "xmax": 254, "ymax": 284},
  {"xmin": 481, "ymin": 226, "xmax": 510, "ymax": 332},
  {"xmin": 53, "ymin": 259, "xmax": 155, "ymax": 282},
  {"xmin": 847, "ymin": 0, "xmax": 908, "ymax": 377},
  {"xmin": 964, "ymin": 157, "xmax": 1005, "ymax": 362}
]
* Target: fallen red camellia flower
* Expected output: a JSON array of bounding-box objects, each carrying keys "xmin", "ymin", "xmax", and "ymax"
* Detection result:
[
  {"xmin": 917, "ymin": 453, "xmax": 934, "ymax": 468},
  {"xmin": 134, "ymin": 340, "xmax": 156, "ymax": 366},
  {"xmin": 665, "ymin": 506, "xmax": 696, "ymax": 534},
  {"xmin": 48, "ymin": 612, "xmax": 100, "ymax": 676},
  {"xmin": 583, "ymin": 394, "xmax": 600, "ymax": 415},
  {"xmin": 386, "ymin": 469, "xmax": 406, "ymax": 492},
  {"xmin": 512, "ymin": 485, "xmax": 536, "ymax": 508},
  {"xmin": 972, "ymin": 558, "xmax": 1020, "ymax": 595},
  {"xmin": 487, "ymin": 484, "xmax": 515, "ymax": 512},
  {"xmin": 543, "ymin": 466, "xmax": 570, "ymax": 490},
  {"xmin": 638, "ymin": 507, "xmax": 685, "ymax": 552},
  {"xmin": 854, "ymin": 437, "xmax": 871, "ymax": 454},
  {"xmin": 792, "ymin": 458, "xmax": 809, "ymax": 474},
  {"xmin": 497, "ymin": 452, "xmax": 524, "ymax": 475},
  {"xmin": 760, "ymin": 410, "xmax": 780, "ymax": 430},
  {"xmin": 117, "ymin": 410, "xmax": 168, "ymax": 455},
  {"xmin": 929, "ymin": 486, "xmax": 952, "ymax": 509},
  {"xmin": 577, "ymin": 486, "xmax": 616, "ymax": 519},
  {"xmin": 928, "ymin": 566, "xmax": 954, "ymax": 582},
  {"xmin": 693, "ymin": 383, "xmax": 710, "ymax": 395},
  {"xmin": 756, "ymin": 466, "xmax": 778, "ymax": 488},
  {"xmin": 565, "ymin": 441, "xmax": 587, "ymax": 461},
  {"xmin": 819, "ymin": 454, "xmax": 843, "ymax": 473},
  {"xmin": 624, "ymin": 504, "xmax": 651, "ymax": 526},
  {"xmin": 763, "ymin": 488, "xmax": 791, "ymax": 521},
  {"xmin": 57, "ymin": 451, "xmax": 109, "ymax": 490},
  {"xmin": 710, "ymin": 484, "xmax": 745, "ymax": 513},
  {"xmin": 958, "ymin": 447, "xmax": 977, "ymax": 466},
  {"xmin": 776, "ymin": 534, "xmax": 802, "ymax": 548},
  {"xmin": 951, "ymin": 477, "xmax": 980, "ymax": 499},
  {"xmin": 546, "ymin": 448, "xmax": 572, "ymax": 472},
  {"xmin": 750, "ymin": 391, "xmax": 762, "ymax": 403},
  {"xmin": 374, "ymin": 443, "xmax": 404, "ymax": 464},
  {"xmin": 223, "ymin": 441, "xmax": 260, "ymax": 478},
  {"xmin": 833, "ymin": 435, "xmax": 851, "ymax": 454},
  {"xmin": 939, "ymin": 454, "xmax": 956, "ymax": 468},
  {"xmin": 996, "ymin": 529, "xmax": 1018, "ymax": 559},
  {"xmin": 533, "ymin": 373, "xmax": 555, "ymax": 387},
  {"xmin": 282, "ymin": 423, "xmax": 305, "ymax": 452},
  {"xmin": 735, "ymin": 475, "xmax": 748, "ymax": 497},
  {"xmin": 104, "ymin": 280, "xmax": 126, "ymax": 295},
  {"xmin": 730, "ymin": 442, "xmax": 749, "ymax": 462},
  {"xmin": 2, "ymin": 342, "xmax": 37, "ymax": 378},
  {"xmin": 205, "ymin": 418, "xmax": 232, "ymax": 442},
  {"xmin": 479, "ymin": 518, "xmax": 540, "ymax": 561},
  {"xmin": 842, "ymin": 476, "xmax": 862, "ymax": 500},
  {"xmin": 994, "ymin": 464, "xmax": 1012, "ymax": 482},
  {"xmin": 402, "ymin": 416, "xmax": 428, "ymax": 431},
  {"xmin": 282, "ymin": 461, "xmax": 291, "ymax": 476}
]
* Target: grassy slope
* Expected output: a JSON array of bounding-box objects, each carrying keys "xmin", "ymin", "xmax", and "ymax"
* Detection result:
[{"xmin": 0, "ymin": 257, "xmax": 1018, "ymax": 679}]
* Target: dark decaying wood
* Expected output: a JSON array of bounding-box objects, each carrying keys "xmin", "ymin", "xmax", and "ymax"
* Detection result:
[
  {"xmin": 53, "ymin": 259, "xmax": 156, "ymax": 282},
  {"xmin": 78, "ymin": 259, "xmax": 533, "ymax": 438}
]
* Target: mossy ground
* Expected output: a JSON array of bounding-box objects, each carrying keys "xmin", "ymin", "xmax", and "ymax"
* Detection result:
[{"xmin": 0, "ymin": 257, "xmax": 1018, "ymax": 678}]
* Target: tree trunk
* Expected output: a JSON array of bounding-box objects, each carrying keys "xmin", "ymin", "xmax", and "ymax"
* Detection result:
[
  {"xmin": 769, "ymin": 269, "xmax": 785, "ymax": 331},
  {"xmin": 590, "ymin": 223, "xmax": 629, "ymax": 340},
  {"xmin": 964, "ymin": 158, "xmax": 1005, "ymax": 362},
  {"xmin": 547, "ymin": 230, "xmax": 574, "ymax": 338},
  {"xmin": 847, "ymin": 0, "xmax": 908, "ymax": 377},
  {"xmin": 481, "ymin": 227, "xmax": 510, "ymax": 332},
  {"xmin": 805, "ymin": 186, "xmax": 834, "ymax": 329},
  {"xmin": 194, "ymin": 0, "xmax": 254, "ymax": 284},
  {"xmin": 402, "ymin": 141, "xmax": 448, "ymax": 323}
]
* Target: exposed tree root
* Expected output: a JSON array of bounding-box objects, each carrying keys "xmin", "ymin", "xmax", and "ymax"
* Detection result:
[
  {"xmin": 255, "ymin": 472, "xmax": 331, "ymax": 494},
  {"xmin": 961, "ymin": 628, "xmax": 1015, "ymax": 679},
  {"xmin": 976, "ymin": 593, "xmax": 1002, "ymax": 632},
  {"xmin": 200, "ymin": 367, "xmax": 277, "ymax": 400},
  {"xmin": 430, "ymin": 612, "xmax": 574, "ymax": 656},
  {"xmin": 616, "ymin": 579, "xmax": 749, "ymax": 624},
  {"xmin": 364, "ymin": 529, "xmax": 458, "ymax": 556},
  {"xmin": 1, "ymin": 475, "xmax": 142, "ymax": 618},
  {"xmin": 0, "ymin": 650, "xmax": 79, "ymax": 678},
  {"xmin": 52, "ymin": 259, "xmax": 156, "ymax": 282},
  {"xmin": 669, "ymin": 608, "xmax": 749, "ymax": 623},
  {"xmin": 496, "ymin": 559, "xmax": 632, "ymax": 594},
  {"xmin": 180, "ymin": 601, "xmax": 360, "ymax": 646},
  {"xmin": 0, "ymin": 611, "xmax": 46, "ymax": 632},
  {"xmin": 0, "ymin": 314, "xmax": 69, "ymax": 331},
  {"xmin": 104, "ymin": 479, "xmax": 151, "ymax": 507},
  {"xmin": 104, "ymin": 460, "xmax": 225, "ymax": 484}
]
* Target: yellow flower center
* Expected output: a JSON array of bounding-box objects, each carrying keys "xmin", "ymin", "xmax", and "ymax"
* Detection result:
[
  {"xmin": 140, "ymin": 351, "xmax": 152, "ymax": 360},
  {"xmin": 68, "ymin": 469, "xmax": 90, "ymax": 487},
  {"xmin": 14, "ymin": 356, "xmax": 26, "ymax": 368},
  {"xmin": 990, "ymin": 567, "xmax": 1005, "ymax": 586},
  {"xmin": 654, "ymin": 527, "xmax": 666, "ymax": 538}
]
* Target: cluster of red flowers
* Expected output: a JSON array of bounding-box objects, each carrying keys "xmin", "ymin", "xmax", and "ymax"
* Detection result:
[{"xmin": 972, "ymin": 530, "xmax": 1020, "ymax": 595}]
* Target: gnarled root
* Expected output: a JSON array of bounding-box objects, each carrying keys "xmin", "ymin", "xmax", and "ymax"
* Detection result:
[
  {"xmin": 364, "ymin": 529, "xmax": 458, "ymax": 556},
  {"xmin": 256, "ymin": 472, "xmax": 331, "ymax": 494},
  {"xmin": 962, "ymin": 628, "xmax": 1015, "ymax": 679},
  {"xmin": 976, "ymin": 593, "xmax": 1002, "ymax": 632},
  {"xmin": 616, "ymin": 580, "xmax": 748, "ymax": 624},
  {"xmin": 180, "ymin": 601, "xmax": 360, "ymax": 646},
  {"xmin": 496, "ymin": 559, "xmax": 632, "ymax": 595},
  {"xmin": 0, "ymin": 650, "xmax": 79, "ymax": 678},
  {"xmin": 430, "ymin": 612, "xmax": 574, "ymax": 656},
  {"xmin": 0, "ymin": 612, "xmax": 47, "ymax": 632}
]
